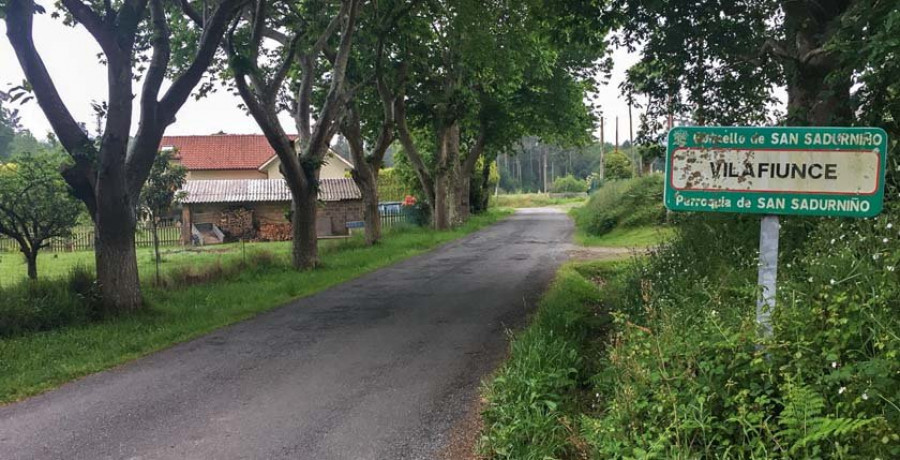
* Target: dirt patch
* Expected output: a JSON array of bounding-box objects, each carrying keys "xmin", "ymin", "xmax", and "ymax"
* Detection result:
[
  {"xmin": 439, "ymin": 397, "xmax": 486, "ymax": 460},
  {"xmin": 567, "ymin": 246, "xmax": 642, "ymax": 261}
]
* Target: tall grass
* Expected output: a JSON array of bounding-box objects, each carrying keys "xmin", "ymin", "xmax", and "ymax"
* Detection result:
[
  {"xmin": 479, "ymin": 262, "xmax": 607, "ymax": 459},
  {"xmin": 0, "ymin": 266, "xmax": 100, "ymax": 337},
  {"xmin": 573, "ymin": 175, "xmax": 666, "ymax": 236}
]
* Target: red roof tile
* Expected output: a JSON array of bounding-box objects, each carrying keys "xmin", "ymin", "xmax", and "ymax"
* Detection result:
[{"xmin": 160, "ymin": 134, "xmax": 296, "ymax": 171}]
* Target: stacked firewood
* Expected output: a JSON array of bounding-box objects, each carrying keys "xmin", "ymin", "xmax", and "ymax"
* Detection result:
[
  {"xmin": 218, "ymin": 207, "xmax": 255, "ymax": 240},
  {"xmin": 257, "ymin": 223, "xmax": 293, "ymax": 241}
]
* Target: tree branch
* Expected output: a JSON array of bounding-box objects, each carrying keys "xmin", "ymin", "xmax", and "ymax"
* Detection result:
[
  {"xmin": 226, "ymin": 18, "xmax": 304, "ymax": 189},
  {"xmin": 305, "ymin": 0, "xmax": 360, "ymax": 161},
  {"xmin": 60, "ymin": 0, "xmax": 117, "ymax": 54},
  {"xmin": 5, "ymin": 0, "xmax": 98, "ymax": 213},
  {"xmin": 158, "ymin": 0, "xmax": 246, "ymax": 123},
  {"xmin": 176, "ymin": 0, "xmax": 204, "ymax": 26},
  {"xmin": 396, "ymin": 96, "xmax": 436, "ymax": 206},
  {"xmin": 762, "ymin": 38, "xmax": 796, "ymax": 62},
  {"xmin": 139, "ymin": 0, "xmax": 171, "ymax": 122}
]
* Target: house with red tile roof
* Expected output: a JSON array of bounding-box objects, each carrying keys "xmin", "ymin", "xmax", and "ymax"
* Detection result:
[
  {"xmin": 160, "ymin": 133, "xmax": 354, "ymax": 180},
  {"xmin": 161, "ymin": 134, "xmax": 363, "ymax": 243}
]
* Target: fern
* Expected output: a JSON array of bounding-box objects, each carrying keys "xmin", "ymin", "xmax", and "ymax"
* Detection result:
[{"xmin": 776, "ymin": 383, "xmax": 880, "ymax": 455}]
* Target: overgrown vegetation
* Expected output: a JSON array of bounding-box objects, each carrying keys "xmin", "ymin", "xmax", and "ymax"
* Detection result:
[
  {"xmin": 482, "ymin": 202, "xmax": 900, "ymax": 458},
  {"xmin": 479, "ymin": 262, "xmax": 608, "ymax": 459},
  {"xmin": 579, "ymin": 204, "xmax": 900, "ymax": 458},
  {"xmin": 549, "ymin": 175, "xmax": 588, "ymax": 193},
  {"xmin": 0, "ymin": 210, "xmax": 510, "ymax": 403},
  {"xmin": 573, "ymin": 175, "xmax": 667, "ymax": 236},
  {"xmin": 0, "ymin": 265, "xmax": 100, "ymax": 337}
]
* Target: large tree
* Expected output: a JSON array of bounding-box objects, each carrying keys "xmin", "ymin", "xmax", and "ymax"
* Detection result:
[
  {"xmin": 395, "ymin": 0, "xmax": 610, "ymax": 228},
  {"xmin": 3, "ymin": 0, "xmax": 247, "ymax": 310},
  {"xmin": 339, "ymin": 0, "xmax": 413, "ymax": 245},
  {"xmin": 224, "ymin": 0, "xmax": 360, "ymax": 268},
  {"xmin": 617, "ymin": 0, "xmax": 884, "ymax": 133}
]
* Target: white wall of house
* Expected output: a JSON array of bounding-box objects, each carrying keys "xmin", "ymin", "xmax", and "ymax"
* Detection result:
[{"xmin": 263, "ymin": 152, "xmax": 353, "ymax": 180}]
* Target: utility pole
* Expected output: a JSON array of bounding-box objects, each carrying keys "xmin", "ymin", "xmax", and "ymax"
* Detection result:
[
  {"xmin": 542, "ymin": 145, "xmax": 548, "ymax": 193},
  {"xmin": 615, "ymin": 116, "xmax": 619, "ymax": 153},
  {"xmin": 599, "ymin": 117, "xmax": 605, "ymax": 180},
  {"xmin": 629, "ymin": 102, "xmax": 640, "ymax": 177}
]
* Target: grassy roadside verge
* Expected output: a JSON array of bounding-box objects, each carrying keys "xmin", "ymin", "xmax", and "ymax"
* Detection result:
[
  {"xmin": 491, "ymin": 193, "xmax": 586, "ymax": 209},
  {"xmin": 482, "ymin": 205, "xmax": 900, "ymax": 458},
  {"xmin": 479, "ymin": 260, "xmax": 618, "ymax": 459},
  {"xmin": 573, "ymin": 225, "xmax": 673, "ymax": 248},
  {"xmin": 0, "ymin": 209, "xmax": 511, "ymax": 404}
]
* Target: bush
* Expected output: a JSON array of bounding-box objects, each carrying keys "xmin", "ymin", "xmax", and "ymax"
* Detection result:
[
  {"xmin": 0, "ymin": 265, "xmax": 100, "ymax": 337},
  {"xmin": 549, "ymin": 175, "xmax": 588, "ymax": 193},
  {"xmin": 603, "ymin": 152, "xmax": 633, "ymax": 180},
  {"xmin": 574, "ymin": 175, "xmax": 666, "ymax": 235}
]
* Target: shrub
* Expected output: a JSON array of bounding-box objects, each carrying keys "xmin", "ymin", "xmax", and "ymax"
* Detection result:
[
  {"xmin": 549, "ymin": 175, "xmax": 588, "ymax": 193},
  {"xmin": 574, "ymin": 175, "xmax": 666, "ymax": 235},
  {"xmin": 603, "ymin": 152, "xmax": 633, "ymax": 180},
  {"xmin": 0, "ymin": 265, "xmax": 101, "ymax": 337}
]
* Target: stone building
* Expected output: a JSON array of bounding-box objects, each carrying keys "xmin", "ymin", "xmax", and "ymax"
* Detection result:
[{"xmin": 179, "ymin": 178, "xmax": 363, "ymax": 244}]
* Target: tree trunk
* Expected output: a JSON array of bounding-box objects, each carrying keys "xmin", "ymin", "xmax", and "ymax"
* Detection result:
[
  {"xmin": 25, "ymin": 249, "xmax": 38, "ymax": 280},
  {"xmin": 95, "ymin": 206, "xmax": 141, "ymax": 312},
  {"xmin": 353, "ymin": 168, "xmax": 381, "ymax": 245},
  {"xmin": 782, "ymin": 2, "xmax": 853, "ymax": 127},
  {"xmin": 291, "ymin": 181, "xmax": 319, "ymax": 269},
  {"xmin": 434, "ymin": 174, "xmax": 450, "ymax": 230},
  {"xmin": 787, "ymin": 66, "xmax": 852, "ymax": 126}
]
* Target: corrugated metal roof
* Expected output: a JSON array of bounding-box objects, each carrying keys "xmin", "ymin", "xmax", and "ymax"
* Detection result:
[{"xmin": 180, "ymin": 178, "xmax": 361, "ymax": 204}]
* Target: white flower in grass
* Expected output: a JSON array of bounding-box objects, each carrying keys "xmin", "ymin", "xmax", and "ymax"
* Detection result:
[
  {"xmin": 888, "ymin": 223, "xmax": 894, "ymax": 229},
  {"xmin": 808, "ymin": 277, "xmax": 814, "ymax": 283},
  {"xmin": 831, "ymin": 362, "xmax": 838, "ymax": 368},
  {"xmin": 830, "ymin": 279, "xmax": 837, "ymax": 285},
  {"xmin": 839, "ymin": 386, "xmax": 846, "ymax": 394},
  {"xmin": 830, "ymin": 238, "xmax": 836, "ymax": 245},
  {"xmin": 862, "ymin": 392, "xmax": 869, "ymax": 401},
  {"xmin": 888, "ymin": 266, "xmax": 896, "ymax": 272},
  {"xmin": 884, "ymin": 238, "xmax": 890, "ymax": 244}
]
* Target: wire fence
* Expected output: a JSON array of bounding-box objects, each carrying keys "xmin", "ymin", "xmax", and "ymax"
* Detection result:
[{"xmin": 0, "ymin": 223, "xmax": 183, "ymax": 253}]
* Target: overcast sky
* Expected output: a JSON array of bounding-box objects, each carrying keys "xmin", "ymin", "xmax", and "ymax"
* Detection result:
[{"xmin": 0, "ymin": 13, "xmax": 643, "ymax": 143}]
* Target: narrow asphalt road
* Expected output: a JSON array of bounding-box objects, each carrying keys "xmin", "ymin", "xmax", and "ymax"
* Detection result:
[{"xmin": 0, "ymin": 208, "xmax": 572, "ymax": 460}]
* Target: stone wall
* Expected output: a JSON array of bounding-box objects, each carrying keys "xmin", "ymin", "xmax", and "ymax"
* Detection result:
[{"xmin": 182, "ymin": 199, "xmax": 363, "ymax": 243}]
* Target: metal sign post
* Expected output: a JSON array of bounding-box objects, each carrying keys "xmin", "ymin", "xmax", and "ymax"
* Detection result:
[
  {"xmin": 756, "ymin": 215, "xmax": 779, "ymax": 338},
  {"xmin": 664, "ymin": 126, "xmax": 889, "ymax": 338}
]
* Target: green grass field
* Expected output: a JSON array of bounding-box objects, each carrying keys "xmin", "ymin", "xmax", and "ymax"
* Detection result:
[
  {"xmin": 0, "ymin": 239, "xmax": 351, "ymax": 287},
  {"xmin": 491, "ymin": 193, "xmax": 587, "ymax": 209},
  {"xmin": 0, "ymin": 210, "xmax": 510, "ymax": 404}
]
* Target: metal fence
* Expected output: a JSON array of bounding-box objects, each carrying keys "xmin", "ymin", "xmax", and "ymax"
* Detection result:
[
  {"xmin": 380, "ymin": 212, "xmax": 413, "ymax": 228},
  {"xmin": 0, "ymin": 223, "xmax": 182, "ymax": 253}
]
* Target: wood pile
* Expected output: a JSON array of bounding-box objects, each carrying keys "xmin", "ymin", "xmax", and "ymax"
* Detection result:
[
  {"xmin": 218, "ymin": 207, "xmax": 255, "ymax": 240},
  {"xmin": 257, "ymin": 223, "xmax": 293, "ymax": 241}
]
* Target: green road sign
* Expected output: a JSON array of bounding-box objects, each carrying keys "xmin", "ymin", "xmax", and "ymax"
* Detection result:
[{"xmin": 664, "ymin": 126, "xmax": 889, "ymax": 217}]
